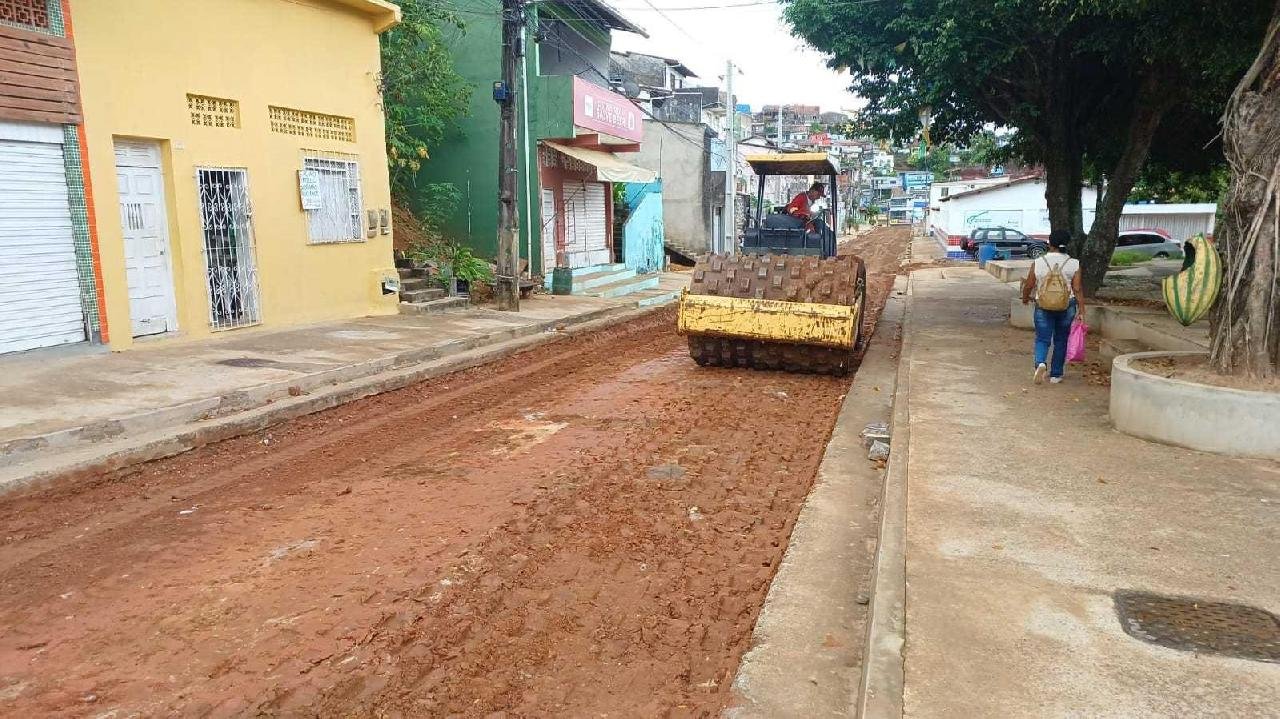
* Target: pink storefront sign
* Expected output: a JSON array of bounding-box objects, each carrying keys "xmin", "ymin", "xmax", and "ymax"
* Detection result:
[{"xmin": 572, "ymin": 76, "xmax": 643, "ymax": 143}]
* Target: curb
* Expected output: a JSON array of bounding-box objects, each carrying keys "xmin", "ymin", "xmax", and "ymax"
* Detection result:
[
  {"xmin": 725, "ymin": 276, "xmax": 903, "ymax": 718},
  {"xmin": 857, "ymin": 275, "xmax": 911, "ymax": 719},
  {"xmin": 0, "ymin": 304, "xmax": 619, "ymax": 469},
  {"xmin": 0, "ymin": 296, "xmax": 678, "ymax": 496}
]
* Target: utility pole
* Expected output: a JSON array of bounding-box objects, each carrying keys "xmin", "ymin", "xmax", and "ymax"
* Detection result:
[
  {"xmin": 494, "ymin": 0, "xmax": 523, "ymax": 311},
  {"xmin": 723, "ymin": 60, "xmax": 736, "ymax": 255}
]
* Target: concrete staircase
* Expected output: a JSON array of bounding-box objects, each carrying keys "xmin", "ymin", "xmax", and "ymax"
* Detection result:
[
  {"xmin": 556, "ymin": 263, "xmax": 662, "ymax": 299},
  {"xmin": 664, "ymin": 240, "xmax": 705, "ymax": 265},
  {"xmin": 396, "ymin": 266, "xmax": 468, "ymax": 315},
  {"xmin": 1094, "ymin": 305, "xmax": 1209, "ymax": 364}
]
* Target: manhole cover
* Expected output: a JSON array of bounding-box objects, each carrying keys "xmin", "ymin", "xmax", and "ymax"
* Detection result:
[
  {"xmin": 1114, "ymin": 590, "xmax": 1280, "ymax": 663},
  {"xmin": 218, "ymin": 357, "xmax": 280, "ymax": 368}
]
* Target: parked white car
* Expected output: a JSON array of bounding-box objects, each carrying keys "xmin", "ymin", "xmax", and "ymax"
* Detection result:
[{"xmin": 1114, "ymin": 229, "xmax": 1184, "ymax": 259}]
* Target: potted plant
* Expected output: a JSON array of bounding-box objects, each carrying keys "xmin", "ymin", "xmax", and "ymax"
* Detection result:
[{"xmin": 449, "ymin": 245, "xmax": 494, "ymax": 296}]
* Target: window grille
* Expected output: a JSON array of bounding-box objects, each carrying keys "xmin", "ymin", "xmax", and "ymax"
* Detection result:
[
  {"xmin": 196, "ymin": 168, "xmax": 261, "ymax": 330},
  {"xmin": 188, "ymin": 94, "xmax": 240, "ymax": 129},
  {"xmin": 0, "ymin": 0, "xmax": 49, "ymax": 31},
  {"xmin": 303, "ymin": 155, "xmax": 363, "ymax": 243},
  {"xmin": 269, "ymin": 106, "xmax": 355, "ymax": 142}
]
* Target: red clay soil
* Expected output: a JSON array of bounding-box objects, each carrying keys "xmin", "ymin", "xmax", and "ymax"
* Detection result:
[{"xmin": 0, "ymin": 228, "xmax": 910, "ymax": 718}]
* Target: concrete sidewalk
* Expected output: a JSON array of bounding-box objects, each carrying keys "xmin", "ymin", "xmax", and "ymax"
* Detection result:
[
  {"xmin": 873, "ymin": 267, "xmax": 1279, "ymax": 717},
  {"xmin": 0, "ymin": 275, "xmax": 686, "ymax": 491}
]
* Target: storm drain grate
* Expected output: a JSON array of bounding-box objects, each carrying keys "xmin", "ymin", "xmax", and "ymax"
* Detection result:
[
  {"xmin": 1114, "ymin": 590, "xmax": 1280, "ymax": 663},
  {"xmin": 218, "ymin": 357, "xmax": 281, "ymax": 368}
]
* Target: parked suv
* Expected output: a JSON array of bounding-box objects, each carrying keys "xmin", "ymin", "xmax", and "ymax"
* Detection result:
[
  {"xmin": 963, "ymin": 227, "xmax": 1048, "ymax": 258},
  {"xmin": 1114, "ymin": 228, "xmax": 1183, "ymax": 259}
]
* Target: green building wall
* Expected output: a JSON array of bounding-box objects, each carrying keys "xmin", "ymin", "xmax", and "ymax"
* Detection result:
[{"xmin": 416, "ymin": 0, "xmax": 590, "ymax": 272}]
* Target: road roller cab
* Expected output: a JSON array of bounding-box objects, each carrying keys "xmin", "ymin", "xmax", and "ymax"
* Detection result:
[
  {"xmin": 741, "ymin": 153, "xmax": 840, "ymax": 258},
  {"xmin": 677, "ymin": 152, "xmax": 867, "ymax": 376}
]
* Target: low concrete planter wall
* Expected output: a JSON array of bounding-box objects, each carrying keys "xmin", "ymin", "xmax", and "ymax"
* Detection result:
[
  {"xmin": 986, "ymin": 260, "xmax": 1032, "ymax": 284},
  {"xmin": 1111, "ymin": 351, "xmax": 1280, "ymax": 460},
  {"xmin": 1009, "ymin": 297, "xmax": 1033, "ymax": 329}
]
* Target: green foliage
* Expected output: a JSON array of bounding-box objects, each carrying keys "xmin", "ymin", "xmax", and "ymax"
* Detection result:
[
  {"xmin": 405, "ymin": 182, "xmax": 461, "ymax": 242},
  {"xmin": 915, "ymin": 145, "xmax": 953, "ymax": 176},
  {"xmin": 1110, "ymin": 251, "xmax": 1151, "ymax": 267},
  {"xmin": 450, "ymin": 245, "xmax": 495, "ymax": 283},
  {"xmin": 1130, "ymin": 165, "xmax": 1230, "ymax": 204},
  {"xmin": 784, "ymin": 0, "xmax": 1271, "ymax": 292},
  {"xmin": 380, "ymin": 0, "xmax": 470, "ymax": 199},
  {"xmin": 782, "ymin": 0, "xmax": 1268, "ymax": 160},
  {"xmin": 404, "ymin": 240, "xmax": 495, "ymax": 287},
  {"xmin": 958, "ymin": 130, "xmax": 1011, "ymax": 168}
]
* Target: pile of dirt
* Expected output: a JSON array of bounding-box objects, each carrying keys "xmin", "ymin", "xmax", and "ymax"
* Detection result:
[
  {"xmin": 391, "ymin": 202, "xmax": 434, "ymax": 251},
  {"xmin": 1136, "ymin": 355, "xmax": 1280, "ymax": 392}
]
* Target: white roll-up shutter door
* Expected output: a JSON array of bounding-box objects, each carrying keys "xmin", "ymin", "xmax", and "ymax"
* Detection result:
[
  {"xmin": 562, "ymin": 180, "xmax": 609, "ymax": 269},
  {"xmin": 582, "ymin": 183, "xmax": 610, "ymax": 266},
  {"xmin": 0, "ymin": 124, "xmax": 85, "ymax": 354}
]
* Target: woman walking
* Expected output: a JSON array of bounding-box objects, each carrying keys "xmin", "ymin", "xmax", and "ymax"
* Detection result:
[{"xmin": 1020, "ymin": 229, "xmax": 1086, "ymax": 384}]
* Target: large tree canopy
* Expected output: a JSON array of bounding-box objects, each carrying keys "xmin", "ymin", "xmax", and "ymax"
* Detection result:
[{"xmin": 786, "ymin": 0, "xmax": 1272, "ymax": 292}]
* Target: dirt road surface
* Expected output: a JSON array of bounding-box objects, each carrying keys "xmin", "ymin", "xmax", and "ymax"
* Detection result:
[{"xmin": 0, "ymin": 228, "xmax": 910, "ymax": 718}]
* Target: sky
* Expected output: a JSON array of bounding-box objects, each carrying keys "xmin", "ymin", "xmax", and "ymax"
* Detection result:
[{"xmin": 607, "ymin": 0, "xmax": 860, "ymax": 114}]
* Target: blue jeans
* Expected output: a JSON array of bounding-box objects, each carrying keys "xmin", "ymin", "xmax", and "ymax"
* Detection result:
[{"xmin": 1034, "ymin": 300, "xmax": 1077, "ymax": 378}]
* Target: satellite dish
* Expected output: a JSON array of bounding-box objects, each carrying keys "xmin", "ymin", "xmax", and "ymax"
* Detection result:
[{"xmin": 622, "ymin": 79, "xmax": 641, "ymax": 98}]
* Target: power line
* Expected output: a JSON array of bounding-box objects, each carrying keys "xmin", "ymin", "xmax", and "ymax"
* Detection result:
[{"xmin": 635, "ymin": 0, "xmax": 699, "ymax": 44}]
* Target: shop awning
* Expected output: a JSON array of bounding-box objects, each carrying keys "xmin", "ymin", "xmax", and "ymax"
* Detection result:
[{"xmin": 546, "ymin": 142, "xmax": 657, "ymax": 184}]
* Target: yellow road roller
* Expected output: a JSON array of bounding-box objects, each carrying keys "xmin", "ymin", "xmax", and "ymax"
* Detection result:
[{"xmin": 677, "ymin": 153, "xmax": 866, "ymax": 375}]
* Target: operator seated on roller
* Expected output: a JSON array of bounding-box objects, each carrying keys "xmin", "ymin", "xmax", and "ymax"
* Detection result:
[{"xmin": 785, "ymin": 182, "xmax": 828, "ymax": 233}]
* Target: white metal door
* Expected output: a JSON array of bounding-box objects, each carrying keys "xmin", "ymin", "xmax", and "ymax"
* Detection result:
[
  {"xmin": 115, "ymin": 141, "xmax": 176, "ymax": 337},
  {"xmin": 562, "ymin": 181, "xmax": 609, "ymax": 268},
  {"xmin": 540, "ymin": 189, "xmax": 557, "ymax": 274},
  {"xmin": 0, "ymin": 123, "xmax": 85, "ymax": 354}
]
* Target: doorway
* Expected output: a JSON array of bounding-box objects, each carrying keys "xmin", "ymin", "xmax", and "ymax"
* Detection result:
[
  {"xmin": 195, "ymin": 168, "xmax": 261, "ymax": 330},
  {"xmin": 114, "ymin": 140, "xmax": 177, "ymax": 337},
  {"xmin": 540, "ymin": 188, "xmax": 556, "ymax": 274}
]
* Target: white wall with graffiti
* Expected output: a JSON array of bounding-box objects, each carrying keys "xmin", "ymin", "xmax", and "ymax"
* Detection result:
[
  {"xmin": 929, "ymin": 178, "xmax": 1218, "ymax": 259},
  {"xmin": 928, "ymin": 178, "xmax": 1099, "ymax": 258}
]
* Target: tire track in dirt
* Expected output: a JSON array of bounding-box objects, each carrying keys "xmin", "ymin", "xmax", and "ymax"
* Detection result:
[{"xmin": 0, "ymin": 228, "xmax": 911, "ymax": 717}]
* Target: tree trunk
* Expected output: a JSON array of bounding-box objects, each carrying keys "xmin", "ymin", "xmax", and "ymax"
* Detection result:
[
  {"xmin": 1210, "ymin": 10, "xmax": 1280, "ymax": 378},
  {"xmin": 1043, "ymin": 117, "xmax": 1085, "ymax": 250},
  {"xmin": 1040, "ymin": 54, "xmax": 1087, "ymax": 254},
  {"xmin": 1079, "ymin": 73, "xmax": 1176, "ymax": 295}
]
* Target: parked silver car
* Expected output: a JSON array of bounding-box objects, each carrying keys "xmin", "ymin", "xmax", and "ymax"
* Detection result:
[{"xmin": 1114, "ymin": 229, "xmax": 1184, "ymax": 259}]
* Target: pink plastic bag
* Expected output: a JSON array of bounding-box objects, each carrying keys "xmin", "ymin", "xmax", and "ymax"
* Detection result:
[{"xmin": 1066, "ymin": 319, "xmax": 1088, "ymax": 363}]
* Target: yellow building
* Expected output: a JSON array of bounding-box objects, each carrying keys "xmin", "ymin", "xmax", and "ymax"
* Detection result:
[{"xmin": 70, "ymin": 0, "xmax": 401, "ymax": 350}]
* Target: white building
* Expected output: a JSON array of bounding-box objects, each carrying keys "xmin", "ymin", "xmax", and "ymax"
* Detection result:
[
  {"xmin": 871, "ymin": 151, "xmax": 894, "ymax": 174},
  {"xmin": 1120, "ymin": 203, "xmax": 1219, "ymax": 241},
  {"xmin": 929, "ymin": 177, "xmax": 1217, "ymax": 259}
]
